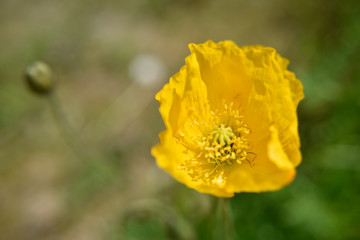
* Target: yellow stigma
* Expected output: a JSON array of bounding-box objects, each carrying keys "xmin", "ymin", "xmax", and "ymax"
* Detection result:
[{"xmin": 176, "ymin": 100, "xmax": 253, "ymax": 185}]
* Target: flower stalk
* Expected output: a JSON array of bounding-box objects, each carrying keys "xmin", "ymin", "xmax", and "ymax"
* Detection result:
[
  {"xmin": 47, "ymin": 92, "xmax": 86, "ymax": 161},
  {"xmin": 219, "ymin": 198, "xmax": 236, "ymax": 240}
]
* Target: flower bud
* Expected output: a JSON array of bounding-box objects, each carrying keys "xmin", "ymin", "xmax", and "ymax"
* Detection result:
[{"xmin": 25, "ymin": 61, "xmax": 54, "ymax": 94}]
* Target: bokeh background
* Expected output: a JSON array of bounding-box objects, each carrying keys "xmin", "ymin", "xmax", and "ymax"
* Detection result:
[{"xmin": 1, "ymin": 0, "xmax": 359, "ymax": 239}]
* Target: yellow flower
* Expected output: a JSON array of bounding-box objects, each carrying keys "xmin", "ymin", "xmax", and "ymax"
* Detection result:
[{"xmin": 151, "ymin": 40, "xmax": 304, "ymax": 197}]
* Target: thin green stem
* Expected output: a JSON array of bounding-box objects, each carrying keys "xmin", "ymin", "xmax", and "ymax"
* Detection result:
[
  {"xmin": 47, "ymin": 92, "xmax": 85, "ymax": 161},
  {"xmin": 219, "ymin": 198, "xmax": 237, "ymax": 240},
  {"xmin": 46, "ymin": 92, "xmax": 114, "ymax": 181}
]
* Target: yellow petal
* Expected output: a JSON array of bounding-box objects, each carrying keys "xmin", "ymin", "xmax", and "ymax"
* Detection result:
[
  {"xmin": 225, "ymin": 125, "xmax": 295, "ymax": 193},
  {"xmin": 155, "ymin": 53, "xmax": 208, "ymax": 135},
  {"xmin": 189, "ymin": 41, "xmax": 252, "ymax": 112},
  {"xmin": 151, "ymin": 131, "xmax": 191, "ymax": 183},
  {"xmin": 241, "ymin": 45, "xmax": 303, "ymax": 166},
  {"xmin": 152, "ymin": 52, "xmax": 210, "ymax": 187}
]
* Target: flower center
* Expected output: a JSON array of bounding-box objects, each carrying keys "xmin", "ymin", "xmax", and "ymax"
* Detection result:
[
  {"xmin": 203, "ymin": 124, "xmax": 248, "ymax": 167},
  {"xmin": 176, "ymin": 101, "xmax": 253, "ymax": 185}
]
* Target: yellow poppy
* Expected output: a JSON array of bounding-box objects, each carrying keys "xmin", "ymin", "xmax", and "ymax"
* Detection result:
[{"xmin": 151, "ymin": 40, "xmax": 304, "ymax": 197}]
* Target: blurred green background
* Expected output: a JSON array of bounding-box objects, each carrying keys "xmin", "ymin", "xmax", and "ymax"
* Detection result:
[{"xmin": 0, "ymin": 0, "xmax": 359, "ymax": 239}]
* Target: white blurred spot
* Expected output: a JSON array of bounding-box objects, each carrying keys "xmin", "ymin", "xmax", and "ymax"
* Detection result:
[{"xmin": 129, "ymin": 54, "xmax": 167, "ymax": 88}]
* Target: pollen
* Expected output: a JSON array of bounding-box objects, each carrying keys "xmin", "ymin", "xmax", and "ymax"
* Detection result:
[
  {"xmin": 176, "ymin": 100, "xmax": 252, "ymax": 185},
  {"xmin": 203, "ymin": 124, "xmax": 248, "ymax": 166}
]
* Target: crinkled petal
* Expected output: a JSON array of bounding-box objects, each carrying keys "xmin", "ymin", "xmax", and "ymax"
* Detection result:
[
  {"xmin": 189, "ymin": 41, "xmax": 252, "ymax": 112},
  {"xmin": 152, "ymin": 53, "xmax": 212, "ymax": 189},
  {"xmin": 155, "ymin": 53, "xmax": 208, "ymax": 135},
  {"xmin": 241, "ymin": 45, "xmax": 304, "ymax": 166},
  {"xmin": 225, "ymin": 125, "xmax": 295, "ymax": 193}
]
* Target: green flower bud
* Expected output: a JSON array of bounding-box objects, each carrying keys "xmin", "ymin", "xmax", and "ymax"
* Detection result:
[{"xmin": 25, "ymin": 61, "xmax": 54, "ymax": 94}]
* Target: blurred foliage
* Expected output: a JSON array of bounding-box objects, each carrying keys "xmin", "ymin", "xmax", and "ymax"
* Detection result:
[{"xmin": 0, "ymin": 0, "xmax": 359, "ymax": 239}]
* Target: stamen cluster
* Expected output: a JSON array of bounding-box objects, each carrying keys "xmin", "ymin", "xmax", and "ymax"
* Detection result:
[
  {"xmin": 177, "ymin": 101, "xmax": 251, "ymax": 185},
  {"xmin": 203, "ymin": 124, "xmax": 249, "ymax": 166}
]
